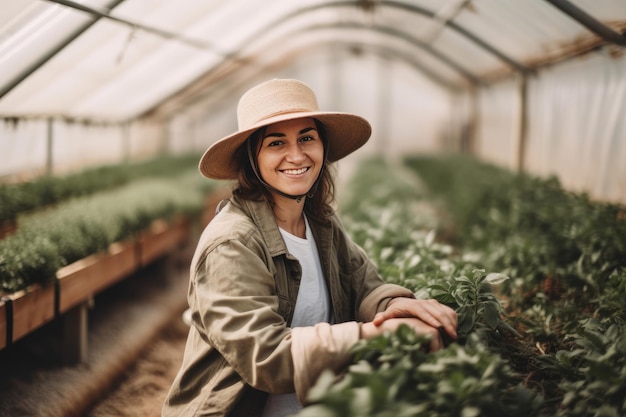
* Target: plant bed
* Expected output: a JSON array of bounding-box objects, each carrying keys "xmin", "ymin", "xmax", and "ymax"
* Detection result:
[
  {"xmin": 138, "ymin": 217, "xmax": 190, "ymax": 267},
  {"xmin": 297, "ymin": 158, "xmax": 540, "ymax": 416},
  {"xmin": 56, "ymin": 239, "xmax": 138, "ymax": 314},
  {"xmin": 0, "ymin": 220, "xmax": 16, "ymax": 239},
  {"xmin": 201, "ymin": 186, "xmax": 231, "ymax": 228},
  {"xmin": 1, "ymin": 171, "xmax": 214, "ymax": 295},
  {"xmin": 0, "ymin": 300, "xmax": 5, "ymax": 347},
  {"xmin": 400, "ymin": 155, "xmax": 626, "ymax": 417},
  {"xmin": 0, "ymin": 283, "xmax": 55, "ymax": 350},
  {"xmin": 0, "ymin": 165, "xmax": 217, "ymax": 358},
  {"xmin": 0, "ymin": 153, "xmax": 203, "ymax": 226},
  {"xmin": 0, "ymin": 214, "xmax": 195, "ymax": 354}
]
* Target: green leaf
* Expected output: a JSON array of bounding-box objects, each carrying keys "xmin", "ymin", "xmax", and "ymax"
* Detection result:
[{"xmin": 483, "ymin": 302, "xmax": 501, "ymax": 330}]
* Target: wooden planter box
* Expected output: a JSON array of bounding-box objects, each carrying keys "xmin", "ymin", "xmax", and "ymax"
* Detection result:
[
  {"xmin": 201, "ymin": 186, "xmax": 230, "ymax": 227},
  {"xmin": 0, "ymin": 299, "xmax": 5, "ymax": 348},
  {"xmin": 138, "ymin": 217, "xmax": 189, "ymax": 266},
  {"xmin": 1, "ymin": 215, "xmax": 193, "ymax": 355},
  {"xmin": 0, "ymin": 283, "xmax": 55, "ymax": 349},
  {"xmin": 56, "ymin": 239, "xmax": 138, "ymax": 314},
  {"xmin": 0, "ymin": 219, "xmax": 16, "ymax": 239}
]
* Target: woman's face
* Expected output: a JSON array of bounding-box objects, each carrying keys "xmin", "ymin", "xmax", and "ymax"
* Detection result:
[{"xmin": 256, "ymin": 117, "xmax": 324, "ymax": 200}]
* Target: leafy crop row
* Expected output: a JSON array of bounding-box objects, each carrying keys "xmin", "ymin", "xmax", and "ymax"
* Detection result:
[
  {"xmin": 300, "ymin": 156, "xmax": 625, "ymax": 417},
  {"xmin": 0, "ymin": 153, "xmax": 201, "ymax": 224},
  {"xmin": 404, "ymin": 155, "xmax": 626, "ymax": 417},
  {"xmin": 0, "ymin": 170, "xmax": 214, "ymax": 294},
  {"xmin": 299, "ymin": 158, "xmax": 541, "ymax": 416}
]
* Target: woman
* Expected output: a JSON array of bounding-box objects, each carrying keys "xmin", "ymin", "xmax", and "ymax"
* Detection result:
[{"xmin": 162, "ymin": 79, "xmax": 457, "ymax": 417}]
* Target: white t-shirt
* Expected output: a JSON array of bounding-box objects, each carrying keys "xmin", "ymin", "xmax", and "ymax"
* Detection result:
[{"xmin": 261, "ymin": 215, "xmax": 331, "ymax": 417}]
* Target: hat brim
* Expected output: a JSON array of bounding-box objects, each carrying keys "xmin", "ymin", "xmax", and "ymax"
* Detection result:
[{"xmin": 199, "ymin": 111, "xmax": 371, "ymax": 180}]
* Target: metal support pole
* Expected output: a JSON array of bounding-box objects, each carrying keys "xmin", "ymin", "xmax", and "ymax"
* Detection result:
[
  {"xmin": 330, "ymin": 45, "xmax": 342, "ymax": 111},
  {"xmin": 377, "ymin": 54, "xmax": 392, "ymax": 157},
  {"xmin": 0, "ymin": 0, "xmax": 127, "ymax": 99},
  {"xmin": 544, "ymin": 0, "xmax": 626, "ymax": 46},
  {"xmin": 122, "ymin": 122, "xmax": 131, "ymax": 163},
  {"xmin": 516, "ymin": 74, "xmax": 529, "ymax": 173},
  {"xmin": 46, "ymin": 118, "xmax": 54, "ymax": 175},
  {"xmin": 465, "ymin": 86, "xmax": 478, "ymax": 155}
]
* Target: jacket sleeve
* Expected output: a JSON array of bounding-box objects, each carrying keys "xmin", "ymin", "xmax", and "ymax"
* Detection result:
[
  {"xmin": 291, "ymin": 322, "xmax": 360, "ymax": 404},
  {"xmin": 332, "ymin": 214, "xmax": 416, "ymax": 322},
  {"xmin": 357, "ymin": 282, "xmax": 416, "ymax": 321},
  {"xmin": 190, "ymin": 238, "xmax": 296, "ymax": 394}
]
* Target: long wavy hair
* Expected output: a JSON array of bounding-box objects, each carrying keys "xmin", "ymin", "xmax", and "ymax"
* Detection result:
[{"xmin": 232, "ymin": 119, "xmax": 336, "ymax": 222}]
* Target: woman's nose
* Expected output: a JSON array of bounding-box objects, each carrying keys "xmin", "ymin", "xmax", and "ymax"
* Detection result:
[{"xmin": 285, "ymin": 142, "xmax": 306, "ymax": 162}]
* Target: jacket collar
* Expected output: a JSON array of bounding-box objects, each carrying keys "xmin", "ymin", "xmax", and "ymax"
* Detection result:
[
  {"xmin": 232, "ymin": 194, "xmax": 288, "ymax": 258},
  {"xmin": 230, "ymin": 194, "xmax": 333, "ymax": 260}
]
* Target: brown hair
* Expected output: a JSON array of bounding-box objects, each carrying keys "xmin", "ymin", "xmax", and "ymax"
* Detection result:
[{"xmin": 232, "ymin": 119, "xmax": 336, "ymax": 221}]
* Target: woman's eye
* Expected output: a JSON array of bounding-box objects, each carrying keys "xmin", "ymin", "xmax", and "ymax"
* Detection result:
[
  {"xmin": 299, "ymin": 136, "xmax": 314, "ymax": 142},
  {"xmin": 267, "ymin": 140, "xmax": 282, "ymax": 147}
]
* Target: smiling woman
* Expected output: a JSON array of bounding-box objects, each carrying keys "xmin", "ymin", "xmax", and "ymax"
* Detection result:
[
  {"xmin": 255, "ymin": 119, "xmax": 324, "ymax": 229},
  {"xmin": 161, "ymin": 79, "xmax": 458, "ymax": 417},
  {"xmin": 253, "ymin": 119, "xmax": 325, "ymax": 206}
]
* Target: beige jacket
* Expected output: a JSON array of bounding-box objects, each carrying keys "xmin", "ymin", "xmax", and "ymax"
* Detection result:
[{"xmin": 162, "ymin": 195, "xmax": 414, "ymax": 416}]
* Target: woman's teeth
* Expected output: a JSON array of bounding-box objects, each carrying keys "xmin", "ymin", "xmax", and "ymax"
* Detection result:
[{"xmin": 282, "ymin": 167, "xmax": 308, "ymax": 175}]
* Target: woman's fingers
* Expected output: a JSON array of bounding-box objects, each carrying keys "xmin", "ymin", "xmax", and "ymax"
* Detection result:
[{"xmin": 373, "ymin": 298, "xmax": 458, "ymax": 340}]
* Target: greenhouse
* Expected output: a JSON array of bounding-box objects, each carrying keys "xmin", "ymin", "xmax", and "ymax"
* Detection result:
[{"xmin": 1, "ymin": 1, "xmax": 625, "ymax": 416}]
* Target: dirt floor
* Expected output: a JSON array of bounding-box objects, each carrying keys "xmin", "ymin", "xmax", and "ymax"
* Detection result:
[
  {"xmin": 85, "ymin": 310, "xmax": 188, "ymax": 417},
  {"xmin": 0, "ymin": 249, "xmax": 192, "ymax": 417}
]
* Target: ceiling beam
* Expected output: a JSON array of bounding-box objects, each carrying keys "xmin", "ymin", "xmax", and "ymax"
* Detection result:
[
  {"xmin": 287, "ymin": 1, "xmax": 530, "ymax": 73},
  {"xmin": 0, "ymin": 0, "xmax": 128, "ymax": 99},
  {"xmin": 544, "ymin": 0, "xmax": 626, "ymax": 46},
  {"xmin": 45, "ymin": 0, "xmax": 224, "ymax": 52}
]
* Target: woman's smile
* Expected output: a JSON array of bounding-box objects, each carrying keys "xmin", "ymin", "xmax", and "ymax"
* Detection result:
[
  {"xmin": 257, "ymin": 117, "xmax": 324, "ymax": 199},
  {"xmin": 280, "ymin": 167, "xmax": 310, "ymax": 176}
]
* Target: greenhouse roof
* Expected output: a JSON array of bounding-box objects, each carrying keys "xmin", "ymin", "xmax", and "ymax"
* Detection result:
[{"xmin": 1, "ymin": 0, "xmax": 625, "ymax": 121}]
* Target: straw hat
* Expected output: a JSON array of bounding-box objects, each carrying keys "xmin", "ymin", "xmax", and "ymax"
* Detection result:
[{"xmin": 199, "ymin": 78, "xmax": 372, "ymax": 180}]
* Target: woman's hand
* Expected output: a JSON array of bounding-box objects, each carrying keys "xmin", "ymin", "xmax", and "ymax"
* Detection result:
[
  {"xmin": 360, "ymin": 317, "xmax": 447, "ymax": 352},
  {"xmin": 372, "ymin": 298, "xmax": 458, "ymax": 344}
]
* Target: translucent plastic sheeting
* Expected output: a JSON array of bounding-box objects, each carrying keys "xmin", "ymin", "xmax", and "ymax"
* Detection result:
[
  {"xmin": 3, "ymin": 0, "xmax": 625, "ymax": 121},
  {"xmin": 524, "ymin": 51, "xmax": 626, "ymax": 204},
  {"xmin": 1, "ymin": 0, "xmax": 625, "ymax": 200},
  {"xmin": 0, "ymin": 0, "xmax": 304, "ymax": 120},
  {"xmin": 0, "ymin": 1, "xmax": 106, "ymax": 99},
  {"xmin": 0, "ymin": 118, "xmax": 164, "ymax": 178},
  {"xmin": 0, "ymin": 120, "xmax": 49, "ymax": 179},
  {"xmin": 470, "ymin": 50, "xmax": 626, "ymax": 204},
  {"xmin": 167, "ymin": 46, "xmax": 452, "ymax": 162},
  {"xmin": 474, "ymin": 78, "xmax": 520, "ymax": 169}
]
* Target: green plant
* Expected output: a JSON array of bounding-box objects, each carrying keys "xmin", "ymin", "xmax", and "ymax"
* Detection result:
[
  {"xmin": 0, "ymin": 153, "xmax": 202, "ymax": 224},
  {"xmin": 0, "ymin": 169, "xmax": 214, "ymax": 294},
  {"xmin": 403, "ymin": 154, "xmax": 626, "ymax": 416},
  {"xmin": 554, "ymin": 319, "xmax": 626, "ymax": 417},
  {"xmin": 427, "ymin": 269, "xmax": 518, "ymax": 342},
  {"xmin": 299, "ymin": 326, "xmax": 542, "ymax": 417},
  {"xmin": 299, "ymin": 157, "xmax": 531, "ymax": 416}
]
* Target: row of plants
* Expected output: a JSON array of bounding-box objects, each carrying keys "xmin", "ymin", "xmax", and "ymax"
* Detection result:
[
  {"xmin": 0, "ymin": 169, "xmax": 215, "ymax": 294},
  {"xmin": 404, "ymin": 154, "xmax": 626, "ymax": 417},
  {"xmin": 299, "ymin": 156, "xmax": 625, "ymax": 417},
  {"xmin": 0, "ymin": 153, "xmax": 202, "ymax": 225},
  {"xmin": 299, "ymin": 158, "xmax": 541, "ymax": 416}
]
